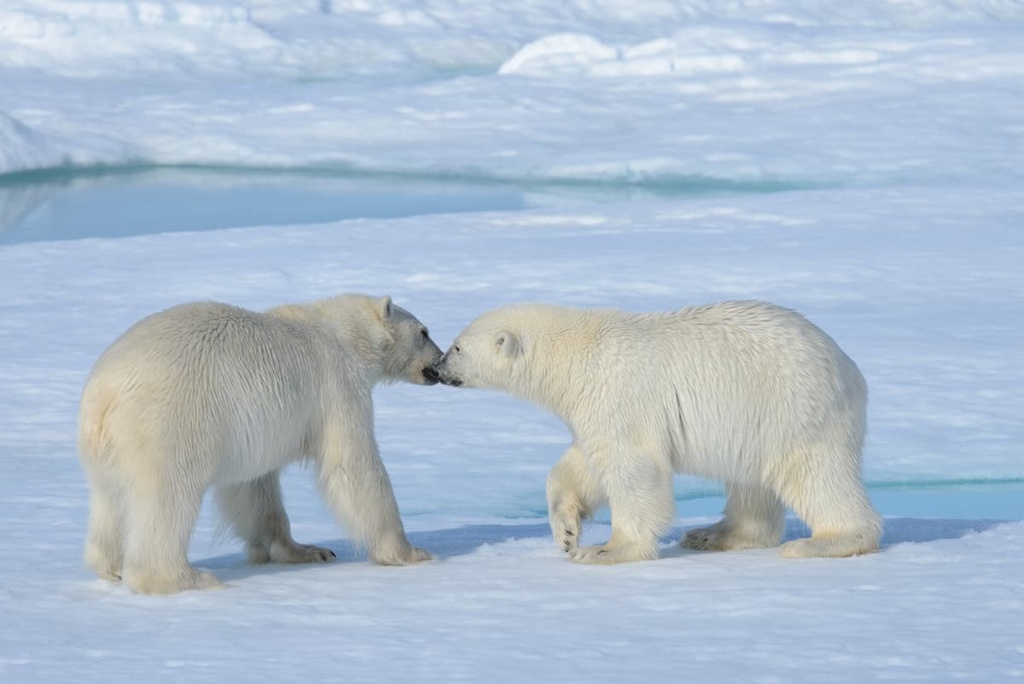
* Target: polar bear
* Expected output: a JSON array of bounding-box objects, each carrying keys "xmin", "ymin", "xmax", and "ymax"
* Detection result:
[
  {"xmin": 79, "ymin": 294, "xmax": 440, "ymax": 594},
  {"xmin": 433, "ymin": 300, "xmax": 882, "ymax": 564}
]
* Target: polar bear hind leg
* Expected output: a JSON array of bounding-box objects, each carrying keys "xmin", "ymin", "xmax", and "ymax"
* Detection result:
[
  {"xmin": 83, "ymin": 472, "xmax": 125, "ymax": 581},
  {"xmin": 775, "ymin": 443, "xmax": 882, "ymax": 559},
  {"xmin": 120, "ymin": 463, "xmax": 223, "ymax": 595},
  {"xmin": 216, "ymin": 472, "xmax": 336, "ymax": 564},
  {"xmin": 684, "ymin": 482, "xmax": 785, "ymax": 551}
]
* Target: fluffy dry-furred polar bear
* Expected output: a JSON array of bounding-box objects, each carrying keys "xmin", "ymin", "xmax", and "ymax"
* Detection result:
[
  {"xmin": 433, "ymin": 300, "xmax": 882, "ymax": 564},
  {"xmin": 79, "ymin": 294, "xmax": 441, "ymax": 594}
]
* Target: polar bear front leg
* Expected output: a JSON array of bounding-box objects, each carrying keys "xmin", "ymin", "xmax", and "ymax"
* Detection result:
[
  {"xmin": 547, "ymin": 443, "xmax": 607, "ymax": 553},
  {"xmin": 216, "ymin": 471, "xmax": 336, "ymax": 564},
  {"xmin": 318, "ymin": 417, "xmax": 432, "ymax": 565},
  {"xmin": 569, "ymin": 448, "xmax": 674, "ymax": 564}
]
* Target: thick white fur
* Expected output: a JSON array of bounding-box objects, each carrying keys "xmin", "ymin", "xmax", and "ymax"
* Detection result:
[
  {"xmin": 434, "ymin": 301, "xmax": 882, "ymax": 564},
  {"xmin": 79, "ymin": 294, "xmax": 440, "ymax": 594}
]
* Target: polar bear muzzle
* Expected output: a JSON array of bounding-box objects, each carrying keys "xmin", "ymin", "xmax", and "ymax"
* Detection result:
[
  {"xmin": 431, "ymin": 354, "xmax": 463, "ymax": 387},
  {"xmin": 422, "ymin": 365, "xmax": 441, "ymax": 384}
]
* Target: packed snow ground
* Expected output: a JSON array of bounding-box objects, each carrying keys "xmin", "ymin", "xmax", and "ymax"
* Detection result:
[
  {"xmin": 1, "ymin": 1, "xmax": 1023, "ymax": 682},
  {"xmin": 3, "ymin": 189, "xmax": 1023, "ymax": 682}
]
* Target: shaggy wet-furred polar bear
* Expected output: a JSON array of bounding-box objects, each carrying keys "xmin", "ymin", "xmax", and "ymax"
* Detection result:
[
  {"xmin": 79, "ymin": 294, "xmax": 441, "ymax": 594},
  {"xmin": 433, "ymin": 300, "xmax": 882, "ymax": 564}
]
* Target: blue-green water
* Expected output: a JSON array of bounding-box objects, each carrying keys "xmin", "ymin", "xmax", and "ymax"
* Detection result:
[
  {"xmin": 866, "ymin": 480, "xmax": 1024, "ymax": 520},
  {"xmin": 0, "ymin": 165, "xmax": 814, "ymax": 245},
  {"xmin": 0, "ymin": 168, "xmax": 527, "ymax": 244},
  {"xmin": 513, "ymin": 481, "xmax": 1023, "ymax": 525}
]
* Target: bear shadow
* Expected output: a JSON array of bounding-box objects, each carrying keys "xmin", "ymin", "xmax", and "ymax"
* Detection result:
[
  {"xmin": 661, "ymin": 516, "xmax": 1007, "ymax": 559},
  {"xmin": 197, "ymin": 517, "xmax": 1008, "ymax": 580},
  {"xmin": 874, "ymin": 516, "xmax": 1006, "ymax": 547},
  {"xmin": 196, "ymin": 522, "xmax": 554, "ymax": 581},
  {"xmin": 774, "ymin": 516, "xmax": 1007, "ymax": 548}
]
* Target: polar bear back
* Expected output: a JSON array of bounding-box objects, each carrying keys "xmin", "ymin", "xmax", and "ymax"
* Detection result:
[
  {"xmin": 524, "ymin": 301, "xmax": 866, "ymax": 480},
  {"xmin": 79, "ymin": 301, "xmax": 367, "ymax": 485},
  {"xmin": 662, "ymin": 301, "xmax": 857, "ymax": 425},
  {"xmin": 635, "ymin": 301, "xmax": 863, "ymax": 417}
]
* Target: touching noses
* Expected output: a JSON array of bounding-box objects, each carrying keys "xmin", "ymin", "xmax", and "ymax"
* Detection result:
[{"xmin": 422, "ymin": 365, "xmax": 440, "ymax": 384}]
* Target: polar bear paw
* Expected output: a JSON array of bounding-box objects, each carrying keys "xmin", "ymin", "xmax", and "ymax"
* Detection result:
[
  {"xmin": 684, "ymin": 520, "xmax": 776, "ymax": 551},
  {"xmin": 268, "ymin": 541, "xmax": 337, "ymax": 564},
  {"xmin": 549, "ymin": 506, "xmax": 583, "ymax": 553},
  {"xmin": 780, "ymin": 533, "xmax": 879, "ymax": 559},
  {"xmin": 124, "ymin": 566, "xmax": 225, "ymax": 595},
  {"xmin": 684, "ymin": 521, "xmax": 740, "ymax": 551},
  {"xmin": 371, "ymin": 543, "xmax": 433, "ymax": 566},
  {"xmin": 85, "ymin": 548, "xmax": 122, "ymax": 582},
  {"xmin": 569, "ymin": 540, "xmax": 658, "ymax": 564}
]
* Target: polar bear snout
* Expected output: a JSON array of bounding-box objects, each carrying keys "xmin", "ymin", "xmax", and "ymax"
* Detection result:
[
  {"xmin": 431, "ymin": 355, "xmax": 463, "ymax": 387},
  {"xmin": 421, "ymin": 365, "xmax": 440, "ymax": 385},
  {"xmin": 404, "ymin": 353, "xmax": 442, "ymax": 386},
  {"xmin": 411, "ymin": 338, "xmax": 443, "ymax": 385}
]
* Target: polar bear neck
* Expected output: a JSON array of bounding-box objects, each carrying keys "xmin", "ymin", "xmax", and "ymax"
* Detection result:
[
  {"xmin": 266, "ymin": 302, "xmax": 386, "ymax": 385},
  {"xmin": 513, "ymin": 307, "xmax": 610, "ymax": 424}
]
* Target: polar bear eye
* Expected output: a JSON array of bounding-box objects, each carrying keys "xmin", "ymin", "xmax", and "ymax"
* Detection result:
[
  {"xmin": 453, "ymin": 345, "xmax": 461, "ymax": 353},
  {"xmin": 420, "ymin": 329, "xmax": 429, "ymax": 339}
]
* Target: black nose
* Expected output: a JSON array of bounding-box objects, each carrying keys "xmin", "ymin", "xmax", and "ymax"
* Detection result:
[{"xmin": 422, "ymin": 366, "xmax": 440, "ymax": 384}]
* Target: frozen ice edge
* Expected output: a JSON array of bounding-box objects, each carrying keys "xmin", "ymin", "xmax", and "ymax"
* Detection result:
[{"xmin": 0, "ymin": 161, "xmax": 825, "ymax": 197}]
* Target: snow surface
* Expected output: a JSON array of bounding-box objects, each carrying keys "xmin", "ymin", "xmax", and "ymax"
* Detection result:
[{"xmin": 1, "ymin": 1, "xmax": 1023, "ymax": 682}]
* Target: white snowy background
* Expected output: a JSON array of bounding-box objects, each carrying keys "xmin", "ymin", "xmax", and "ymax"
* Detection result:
[{"xmin": 1, "ymin": 1, "xmax": 1023, "ymax": 682}]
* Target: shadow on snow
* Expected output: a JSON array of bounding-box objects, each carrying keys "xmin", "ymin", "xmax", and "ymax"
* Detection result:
[{"xmin": 197, "ymin": 517, "xmax": 1010, "ymax": 582}]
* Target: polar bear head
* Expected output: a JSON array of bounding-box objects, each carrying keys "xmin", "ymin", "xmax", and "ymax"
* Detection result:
[
  {"xmin": 377, "ymin": 296, "xmax": 445, "ymax": 386},
  {"xmin": 432, "ymin": 304, "xmax": 540, "ymax": 393},
  {"xmin": 311, "ymin": 294, "xmax": 443, "ymax": 386}
]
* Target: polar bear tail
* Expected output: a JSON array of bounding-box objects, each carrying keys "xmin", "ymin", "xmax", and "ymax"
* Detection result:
[{"xmin": 78, "ymin": 377, "xmax": 115, "ymax": 467}]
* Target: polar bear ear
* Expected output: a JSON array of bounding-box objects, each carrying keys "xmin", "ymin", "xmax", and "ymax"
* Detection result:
[
  {"xmin": 378, "ymin": 296, "xmax": 393, "ymax": 321},
  {"xmin": 495, "ymin": 330, "xmax": 521, "ymax": 357}
]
